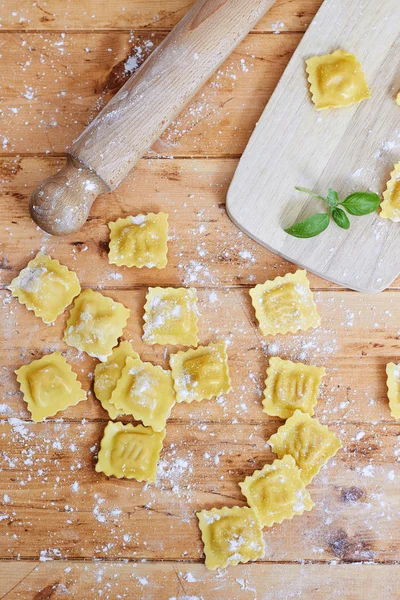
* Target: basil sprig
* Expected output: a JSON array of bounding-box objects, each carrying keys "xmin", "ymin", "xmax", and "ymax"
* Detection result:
[{"xmin": 284, "ymin": 187, "xmax": 380, "ymax": 239}]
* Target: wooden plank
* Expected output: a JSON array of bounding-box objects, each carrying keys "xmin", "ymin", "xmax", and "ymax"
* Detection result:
[
  {"xmin": 0, "ymin": 562, "xmax": 398, "ymax": 599},
  {"xmin": 0, "ymin": 420, "xmax": 399, "ymax": 562},
  {"xmin": 0, "ymin": 0, "xmax": 323, "ymax": 32},
  {"xmin": 0, "ymin": 156, "xmax": 336, "ymax": 291},
  {"xmin": 0, "ymin": 32, "xmax": 300, "ymax": 156},
  {"xmin": 1, "ymin": 288, "xmax": 399, "ymax": 424},
  {"xmin": 2, "ymin": 157, "xmax": 399, "ymax": 290}
]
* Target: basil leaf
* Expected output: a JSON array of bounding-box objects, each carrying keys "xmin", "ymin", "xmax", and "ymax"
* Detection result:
[
  {"xmin": 285, "ymin": 213, "xmax": 330, "ymax": 238},
  {"xmin": 340, "ymin": 192, "xmax": 380, "ymax": 216},
  {"xmin": 332, "ymin": 207, "xmax": 350, "ymax": 229},
  {"xmin": 326, "ymin": 188, "xmax": 339, "ymax": 208}
]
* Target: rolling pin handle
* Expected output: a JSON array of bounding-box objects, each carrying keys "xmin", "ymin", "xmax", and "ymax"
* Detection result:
[{"xmin": 29, "ymin": 155, "xmax": 110, "ymax": 236}]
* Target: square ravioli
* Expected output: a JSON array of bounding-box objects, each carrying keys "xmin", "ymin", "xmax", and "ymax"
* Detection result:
[
  {"xmin": 239, "ymin": 455, "xmax": 314, "ymax": 527},
  {"xmin": 8, "ymin": 252, "xmax": 81, "ymax": 324},
  {"xmin": 110, "ymin": 356, "xmax": 176, "ymax": 431},
  {"xmin": 249, "ymin": 270, "xmax": 320, "ymax": 336},
  {"xmin": 268, "ymin": 410, "xmax": 342, "ymax": 484},
  {"xmin": 380, "ymin": 162, "xmax": 400, "ymax": 222},
  {"xmin": 108, "ymin": 212, "xmax": 168, "ymax": 269},
  {"xmin": 386, "ymin": 362, "xmax": 400, "ymax": 419},
  {"xmin": 96, "ymin": 421, "xmax": 165, "ymax": 482},
  {"xmin": 64, "ymin": 289, "xmax": 130, "ymax": 361},
  {"xmin": 94, "ymin": 341, "xmax": 139, "ymax": 419},
  {"xmin": 197, "ymin": 506, "xmax": 265, "ymax": 570},
  {"xmin": 170, "ymin": 341, "xmax": 231, "ymax": 403},
  {"xmin": 143, "ymin": 287, "xmax": 199, "ymax": 346},
  {"xmin": 306, "ymin": 49, "xmax": 370, "ymax": 110},
  {"xmin": 15, "ymin": 352, "xmax": 86, "ymax": 422},
  {"xmin": 263, "ymin": 357, "xmax": 325, "ymax": 419}
]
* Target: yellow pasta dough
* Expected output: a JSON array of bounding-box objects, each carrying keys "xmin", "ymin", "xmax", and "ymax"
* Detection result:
[
  {"xmin": 94, "ymin": 341, "xmax": 139, "ymax": 419},
  {"xmin": 108, "ymin": 213, "xmax": 168, "ymax": 269},
  {"xmin": 15, "ymin": 352, "xmax": 86, "ymax": 422},
  {"xmin": 263, "ymin": 357, "xmax": 325, "ymax": 419},
  {"xmin": 306, "ymin": 49, "xmax": 370, "ymax": 110},
  {"xmin": 386, "ymin": 362, "xmax": 400, "ymax": 419},
  {"xmin": 110, "ymin": 356, "xmax": 176, "ymax": 431},
  {"xmin": 249, "ymin": 270, "xmax": 320, "ymax": 337},
  {"xmin": 64, "ymin": 289, "xmax": 130, "ymax": 361},
  {"xmin": 380, "ymin": 162, "xmax": 400, "ymax": 222},
  {"xmin": 239, "ymin": 455, "xmax": 314, "ymax": 527},
  {"xmin": 170, "ymin": 341, "xmax": 231, "ymax": 403},
  {"xmin": 196, "ymin": 506, "xmax": 265, "ymax": 570},
  {"xmin": 268, "ymin": 410, "xmax": 342, "ymax": 484},
  {"xmin": 96, "ymin": 421, "xmax": 165, "ymax": 482},
  {"xmin": 143, "ymin": 287, "xmax": 199, "ymax": 346},
  {"xmin": 8, "ymin": 252, "xmax": 81, "ymax": 324}
]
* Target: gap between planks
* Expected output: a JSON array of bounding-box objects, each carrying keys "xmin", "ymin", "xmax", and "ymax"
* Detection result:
[
  {"xmin": 1, "ymin": 418, "xmax": 399, "ymax": 426},
  {"xmin": 0, "ymin": 284, "xmax": 378, "ymax": 292},
  {"xmin": 0, "ymin": 154, "xmax": 244, "ymax": 160},
  {"xmin": 0, "ymin": 557, "xmax": 398, "ymax": 564},
  {"xmin": 1, "ymin": 284, "xmax": 399, "ymax": 291},
  {"xmin": 0, "ymin": 29, "xmax": 305, "ymax": 35}
]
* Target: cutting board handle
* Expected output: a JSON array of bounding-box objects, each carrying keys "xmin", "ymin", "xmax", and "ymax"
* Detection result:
[{"xmin": 30, "ymin": 0, "xmax": 276, "ymax": 235}]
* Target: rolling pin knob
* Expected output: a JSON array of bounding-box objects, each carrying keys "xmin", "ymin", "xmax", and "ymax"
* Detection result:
[{"xmin": 29, "ymin": 155, "xmax": 110, "ymax": 236}]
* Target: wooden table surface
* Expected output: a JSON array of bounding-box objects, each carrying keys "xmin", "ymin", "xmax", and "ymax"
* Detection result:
[{"xmin": 0, "ymin": 1, "xmax": 399, "ymax": 598}]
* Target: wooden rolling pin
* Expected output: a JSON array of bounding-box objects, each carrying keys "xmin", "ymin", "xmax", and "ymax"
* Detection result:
[{"xmin": 30, "ymin": 0, "xmax": 276, "ymax": 235}]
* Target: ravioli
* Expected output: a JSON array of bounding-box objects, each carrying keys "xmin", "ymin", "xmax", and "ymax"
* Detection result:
[
  {"xmin": 263, "ymin": 357, "xmax": 325, "ymax": 419},
  {"xmin": 239, "ymin": 455, "xmax": 314, "ymax": 527},
  {"xmin": 108, "ymin": 213, "xmax": 168, "ymax": 269},
  {"xmin": 306, "ymin": 49, "xmax": 370, "ymax": 110},
  {"xmin": 170, "ymin": 341, "xmax": 231, "ymax": 403},
  {"xmin": 110, "ymin": 356, "xmax": 176, "ymax": 431},
  {"xmin": 386, "ymin": 362, "xmax": 400, "ymax": 419},
  {"xmin": 96, "ymin": 421, "xmax": 165, "ymax": 482},
  {"xmin": 143, "ymin": 287, "xmax": 199, "ymax": 346},
  {"xmin": 8, "ymin": 252, "xmax": 80, "ymax": 324},
  {"xmin": 380, "ymin": 162, "xmax": 400, "ymax": 222},
  {"xmin": 64, "ymin": 289, "xmax": 130, "ymax": 361},
  {"xmin": 15, "ymin": 352, "xmax": 86, "ymax": 422},
  {"xmin": 196, "ymin": 506, "xmax": 265, "ymax": 570},
  {"xmin": 268, "ymin": 410, "xmax": 342, "ymax": 484},
  {"xmin": 94, "ymin": 341, "xmax": 139, "ymax": 419},
  {"xmin": 249, "ymin": 270, "xmax": 320, "ymax": 336}
]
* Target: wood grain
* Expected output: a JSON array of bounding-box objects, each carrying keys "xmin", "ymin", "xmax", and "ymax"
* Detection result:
[
  {"xmin": 0, "ymin": 156, "xmax": 341, "ymax": 290},
  {"xmin": 0, "ymin": 0, "xmax": 323, "ymax": 32},
  {"xmin": 0, "ymin": 0, "xmax": 399, "ymax": 596},
  {"xmin": 30, "ymin": 0, "xmax": 278, "ymax": 234},
  {"xmin": 1, "ymin": 289, "xmax": 399, "ymax": 424},
  {"xmin": 0, "ymin": 32, "xmax": 300, "ymax": 156},
  {"xmin": 0, "ymin": 420, "xmax": 399, "ymax": 562},
  {"xmin": 227, "ymin": 0, "xmax": 400, "ymax": 292},
  {"xmin": 1, "ymin": 156, "xmax": 399, "ymax": 290},
  {"xmin": 0, "ymin": 562, "xmax": 397, "ymax": 600}
]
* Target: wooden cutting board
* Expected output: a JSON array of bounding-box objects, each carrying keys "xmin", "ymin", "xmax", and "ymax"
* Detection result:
[{"xmin": 227, "ymin": 0, "xmax": 400, "ymax": 293}]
